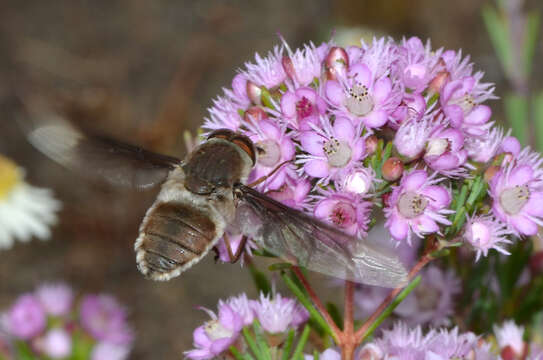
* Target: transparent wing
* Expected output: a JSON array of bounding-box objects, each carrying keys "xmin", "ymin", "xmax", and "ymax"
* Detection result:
[
  {"xmin": 20, "ymin": 103, "xmax": 181, "ymax": 189},
  {"xmin": 234, "ymin": 185, "xmax": 408, "ymax": 288}
]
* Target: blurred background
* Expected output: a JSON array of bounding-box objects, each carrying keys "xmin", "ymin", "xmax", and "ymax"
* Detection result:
[{"xmin": 0, "ymin": 0, "xmax": 542, "ymax": 358}]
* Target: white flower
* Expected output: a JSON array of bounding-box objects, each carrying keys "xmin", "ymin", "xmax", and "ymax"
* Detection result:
[{"xmin": 0, "ymin": 155, "xmax": 61, "ymax": 249}]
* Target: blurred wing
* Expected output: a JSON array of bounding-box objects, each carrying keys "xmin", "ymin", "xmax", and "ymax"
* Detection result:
[
  {"xmin": 234, "ymin": 185, "xmax": 408, "ymax": 288},
  {"xmin": 20, "ymin": 107, "xmax": 181, "ymax": 189}
]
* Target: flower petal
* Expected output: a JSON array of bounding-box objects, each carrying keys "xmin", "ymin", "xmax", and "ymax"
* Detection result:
[
  {"xmin": 304, "ymin": 159, "xmax": 330, "ymax": 178},
  {"xmin": 325, "ymin": 80, "xmax": 344, "ymax": 106},
  {"xmin": 363, "ymin": 110, "xmax": 388, "ymax": 128},
  {"xmin": 511, "ymin": 215, "xmax": 538, "ymax": 236},
  {"xmin": 193, "ymin": 326, "xmax": 212, "ymax": 348},
  {"xmin": 348, "ymin": 63, "xmax": 372, "ymax": 87},
  {"xmin": 403, "ymin": 170, "xmax": 428, "ymax": 191},
  {"xmin": 333, "ymin": 117, "xmax": 355, "ymax": 142},
  {"xmin": 300, "ymin": 131, "xmax": 326, "ymax": 156},
  {"xmin": 414, "ymin": 216, "xmax": 439, "ymax": 234},
  {"xmin": 280, "ymin": 91, "xmax": 297, "ymax": 118},
  {"xmin": 465, "ymin": 104, "xmax": 491, "ymax": 125},
  {"xmin": 525, "ymin": 192, "xmax": 543, "ymax": 217},
  {"xmin": 373, "ymin": 77, "xmax": 392, "ymax": 103},
  {"xmin": 508, "ymin": 165, "xmax": 533, "ymax": 187},
  {"xmin": 389, "ymin": 216, "xmax": 409, "ymax": 241},
  {"xmin": 421, "ymin": 185, "xmax": 451, "ymax": 209}
]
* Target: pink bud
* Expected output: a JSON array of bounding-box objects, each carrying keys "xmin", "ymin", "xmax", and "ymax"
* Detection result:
[
  {"xmin": 484, "ymin": 165, "xmax": 500, "ymax": 182},
  {"xmin": 382, "ymin": 157, "xmax": 404, "ymax": 181},
  {"xmin": 281, "ymin": 56, "xmax": 296, "ymax": 81},
  {"xmin": 428, "ymin": 70, "xmax": 450, "ymax": 94},
  {"xmin": 365, "ymin": 135, "xmax": 378, "ymax": 155},
  {"xmin": 325, "ymin": 47, "xmax": 349, "ymax": 80},
  {"xmin": 246, "ymin": 81, "xmax": 262, "ymax": 105},
  {"xmin": 244, "ymin": 106, "xmax": 268, "ymax": 124}
]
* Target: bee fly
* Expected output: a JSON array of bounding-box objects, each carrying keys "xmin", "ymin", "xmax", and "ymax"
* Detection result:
[{"xmin": 21, "ymin": 108, "xmax": 408, "ymax": 288}]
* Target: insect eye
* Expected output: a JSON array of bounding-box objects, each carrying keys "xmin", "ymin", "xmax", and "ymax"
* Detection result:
[
  {"xmin": 231, "ymin": 135, "xmax": 256, "ymax": 165},
  {"xmin": 207, "ymin": 129, "xmax": 235, "ymax": 140}
]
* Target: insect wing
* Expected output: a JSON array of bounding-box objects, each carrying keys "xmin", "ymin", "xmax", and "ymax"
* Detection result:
[
  {"xmin": 234, "ymin": 185, "xmax": 408, "ymax": 288},
  {"xmin": 20, "ymin": 105, "xmax": 181, "ymax": 189}
]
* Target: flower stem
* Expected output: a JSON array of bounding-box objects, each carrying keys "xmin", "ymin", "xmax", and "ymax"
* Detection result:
[
  {"xmin": 341, "ymin": 281, "xmax": 356, "ymax": 360},
  {"xmin": 353, "ymin": 252, "xmax": 434, "ymax": 345},
  {"xmin": 291, "ymin": 267, "xmax": 342, "ymax": 341}
]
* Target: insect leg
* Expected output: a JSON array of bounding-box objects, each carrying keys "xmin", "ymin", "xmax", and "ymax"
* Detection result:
[
  {"xmin": 224, "ymin": 233, "xmax": 248, "ymax": 263},
  {"xmin": 247, "ymin": 160, "xmax": 291, "ymax": 188}
]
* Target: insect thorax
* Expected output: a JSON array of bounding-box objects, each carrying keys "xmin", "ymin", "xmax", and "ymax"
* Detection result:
[{"xmin": 182, "ymin": 139, "xmax": 253, "ymax": 195}]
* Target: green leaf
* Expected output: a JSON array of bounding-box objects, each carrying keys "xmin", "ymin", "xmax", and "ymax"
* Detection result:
[
  {"xmin": 243, "ymin": 327, "xmax": 262, "ymax": 359},
  {"xmin": 253, "ymin": 322, "xmax": 272, "ymax": 360},
  {"xmin": 505, "ymin": 93, "xmax": 529, "ymax": 146},
  {"xmin": 14, "ymin": 341, "xmax": 35, "ymax": 360},
  {"xmin": 325, "ymin": 302, "xmax": 343, "ymax": 330},
  {"xmin": 523, "ymin": 11, "xmax": 540, "ymax": 77},
  {"xmin": 230, "ymin": 345, "xmax": 254, "ymax": 360},
  {"xmin": 482, "ymin": 5, "xmax": 513, "ymax": 76},
  {"xmin": 281, "ymin": 329, "xmax": 295, "ymax": 360},
  {"xmin": 249, "ymin": 262, "xmax": 272, "ymax": 296},
  {"xmin": 281, "ymin": 273, "xmax": 333, "ymax": 339},
  {"xmin": 533, "ymin": 91, "xmax": 543, "ymax": 152},
  {"xmin": 268, "ymin": 262, "xmax": 293, "ymax": 272},
  {"xmin": 360, "ymin": 276, "xmax": 422, "ymax": 341},
  {"xmin": 291, "ymin": 324, "xmax": 311, "ymax": 360}
]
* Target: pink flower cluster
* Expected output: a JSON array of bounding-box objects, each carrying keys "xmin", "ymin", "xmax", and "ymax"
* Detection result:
[
  {"xmin": 205, "ymin": 35, "xmax": 543, "ymax": 262},
  {"xmin": 185, "ymin": 292, "xmax": 308, "ymax": 360},
  {"xmin": 0, "ymin": 283, "xmax": 133, "ymax": 360},
  {"xmin": 306, "ymin": 321, "xmax": 543, "ymax": 360}
]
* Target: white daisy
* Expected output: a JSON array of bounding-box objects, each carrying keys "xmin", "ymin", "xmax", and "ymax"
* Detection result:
[{"xmin": 0, "ymin": 154, "xmax": 61, "ymax": 249}]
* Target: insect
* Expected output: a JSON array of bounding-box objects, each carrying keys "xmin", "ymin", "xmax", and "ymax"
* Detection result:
[{"xmin": 21, "ymin": 109, "xmax": 408, "ymax": 288}]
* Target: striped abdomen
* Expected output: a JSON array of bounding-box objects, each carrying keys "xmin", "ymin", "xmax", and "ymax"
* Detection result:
[{"xmin": 135, "ymin": 201, "xmax": 219, "ymax": 281}]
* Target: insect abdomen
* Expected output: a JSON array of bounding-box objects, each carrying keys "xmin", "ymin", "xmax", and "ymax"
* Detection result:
[{"xmin": 135, "ymin": 202, "xmax": 218, "ymax": 281}]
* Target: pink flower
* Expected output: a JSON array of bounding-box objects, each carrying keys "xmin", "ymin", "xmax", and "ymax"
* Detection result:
[
  {"xmin": 494, "ymin": 321, "xmax": 527, "ymax": 358},
  {"xmin": 280, "ymin": 87, "xmax": 326, "ymax": 130},
  {"xmin": 394, "ymin": 266, "xmax": 461, "ymax": 326},
  {"xmin": 313, "ymin": 189, "xmax": 372, "ymax": 237},
  {"xmin": 266, "ymin": 176, "xmax": 312, "ymax": 210},
  {"xmin": 465, "ymin": 126, "xmax": 505, "ymax": 163},
  {"xmin": 220, "ymin": 294, "xmax": 255, "ymax": 327},
  {"xmin": 423, "ymin": 125, "xmax": 468, "ymax": 177},
  {"xmin": 385, "ymin": 170, "xmax": 453, "ymax": 244},
  {"xmin": 342, "ymin": 167, "xmax": 377, "ymax": 196},
  {"xmin": 39, "ymin": 328, "xmax": 72, "ymax": 359},
  {"xmin": 489, "ymin": 160, "xmax": 543, "ymax": 236},
  {"xmin": 393, "ymin": 112, "xmax": 439, "ymax": 160},
  {"xmin": 80, "ymin": 295, "xmax": 134, "ymax": 345},
  {"xmin": 243, "ymin": 46, "xmax": 286, "ymax": 89},
  {"xmin": 251, "ymin": 293, "xmax": 308, "ymax": 333},
  {"xmin": 463, "ymin": 214, "xmax": 513, "ymax": 260},
  {"xmin": 245, "ymin": 119, "xmax": 296, "ymax": 191},
  {"xmin": 36, "ymin": 283, "xmax": 73, "ymax": 316},
  {"xmin": 280, "ymin": 39, "xmax": 324, "ymax": 87},
  {"xmin": 91, "ymin": 342, "xmax": 130, "ymax": 360},
  {"xmin": 440, "ymin": 75, "xmax": 495, "ymax": 137},
  {"xmin": 325, "ymin": 62, "xmax": 401, "ymax": 129},
  {"xmin": 203, "ymin": 96, "xmax": 243, "ymax": 132},
  {"xmin": 298, "ymin": 116, "xmax": 366, "ymax": 184},
  {"xmin": 395, "ymin": 37, "xmax": 443, "ymax": 93},
  {"xmin": 185, "ymin": 304, "xmax": 243, "ymax": 360},
  {"xmin": 7, "ymin": 294, "xmax": 46, "ymax": 340}
]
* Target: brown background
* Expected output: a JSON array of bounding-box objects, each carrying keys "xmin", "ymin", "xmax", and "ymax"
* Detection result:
[{"xmin": 1, "ymin": 1, "xmax": 542, "ymax": 358}]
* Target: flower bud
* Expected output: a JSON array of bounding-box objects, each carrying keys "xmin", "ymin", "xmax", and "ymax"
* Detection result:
[
  {"xmin": 365, "ymin": 135, "xmax": 378, "ymax": 155},
  {"xmin": 244, "ymin": 106, "xmax": 268, "ymax": 124},
  {"xmin": 246, "ymin": 81, "xmax": 262, "ymax": 105},
  {"xmin": 484, "ymin": 165, "xmax": 500, "ymax": 182},
  {"xmin": 428, "ymin": 70, "xmax": 449, "ymax": 94},
  {"xmin": 325, "ymin": 47, "xmax": 349, "ymax": 80},
  {"xmin": 281, "ymin": 56, "xmax": 296, "ymax": 81},
  {"xmin": 382, "ymin": 157, "xmax": 404, "ymax": 181}
]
